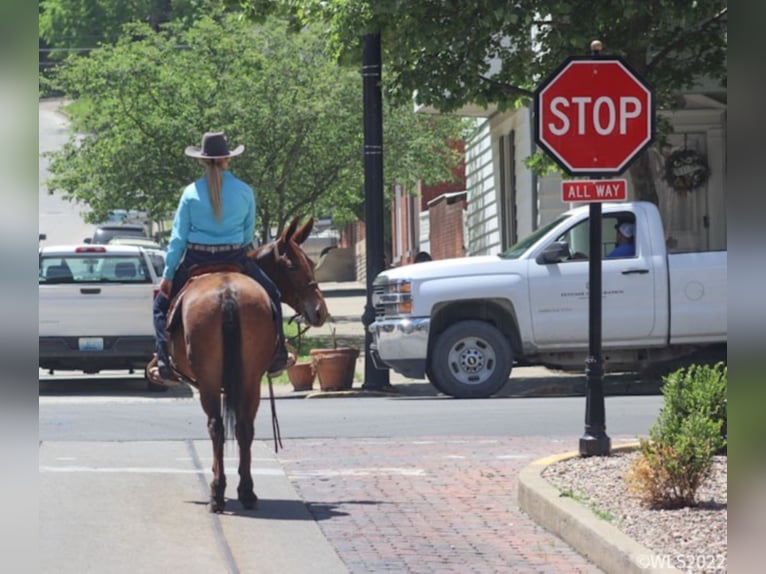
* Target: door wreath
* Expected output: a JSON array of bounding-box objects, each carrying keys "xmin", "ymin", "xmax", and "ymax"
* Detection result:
[{"xmin": 664, "ymin": 148, "xmax": 709, "ymax": 192}]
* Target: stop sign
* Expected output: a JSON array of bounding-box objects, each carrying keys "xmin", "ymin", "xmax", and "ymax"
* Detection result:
[{"xmin": 534, "ymin": 57, "xmax": 655, "ymax": 176}]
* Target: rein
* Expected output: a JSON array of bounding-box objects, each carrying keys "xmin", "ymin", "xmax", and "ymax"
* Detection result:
[{"xmin": 266, "ymin": 374, "xmax": 283, "ymax": 453}]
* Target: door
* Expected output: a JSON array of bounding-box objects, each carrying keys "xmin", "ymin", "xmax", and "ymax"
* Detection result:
[{"xmin": 527, "ymin": 212, "xmax": 656, "ymax": 347}]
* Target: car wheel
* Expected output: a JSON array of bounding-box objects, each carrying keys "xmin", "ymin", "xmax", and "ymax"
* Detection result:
[{"xmin": 431, "ymin": 320, "xmax": 512, "ymax": 398}]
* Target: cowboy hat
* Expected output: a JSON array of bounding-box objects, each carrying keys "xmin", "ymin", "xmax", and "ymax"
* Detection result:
[{"xmin": 184, "ymin": 131, "xmax": 244, "ymax": 159}]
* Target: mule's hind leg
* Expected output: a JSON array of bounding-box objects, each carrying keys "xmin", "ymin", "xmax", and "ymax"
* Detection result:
[
  {"xmin": 207, "ymin": 414, "xmax": 227, "ymax": 513},
  {"xmin": 235, "ymin": 416, "xmax": 257, "ymax": 509}
]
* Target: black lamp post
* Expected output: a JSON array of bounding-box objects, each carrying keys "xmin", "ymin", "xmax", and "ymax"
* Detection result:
[
  {"xmin": 579, "ymin": 40, "xmax": 611, "ymax": 456},
  {"xmin": 360, "ymin": 32, "xmax": 390, "ymax": 391},
  {"xmin": 579, "ymin": 201, "xmax": 611, "ymax": 456}
]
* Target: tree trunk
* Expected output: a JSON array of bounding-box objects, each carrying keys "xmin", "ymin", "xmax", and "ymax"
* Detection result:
[{"xmin": 628, "ymin": 151, "xmax": 659, "ymax": 205}]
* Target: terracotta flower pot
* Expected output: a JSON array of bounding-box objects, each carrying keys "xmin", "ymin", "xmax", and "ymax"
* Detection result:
[
  {"xmin": 310, "ymin": 348, "xmax": 360, "ymax": 391},
  {"xmin": 287, "ymin": 361, "xmax": 315, "ymax": 392}
]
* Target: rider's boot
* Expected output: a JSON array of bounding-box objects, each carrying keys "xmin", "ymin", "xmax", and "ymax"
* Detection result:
[
  {"xmin": 267, "ymin": 325, "xmax": 296, "ymax": 377},
  {"xmin": 147, "ymin": 339, "xmax": 179, "ymax": 386}
]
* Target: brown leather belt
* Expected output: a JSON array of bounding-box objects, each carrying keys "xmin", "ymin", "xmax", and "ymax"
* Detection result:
[{"xmin": 186, "ymin": 243, "xmax": 243, "ymax": 254}]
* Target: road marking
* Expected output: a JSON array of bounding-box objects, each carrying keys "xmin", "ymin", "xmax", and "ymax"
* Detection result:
[
  {"xmin": 40, "ymin": 465, "xmax": 285, "ymax": 476},
  {"xmin": 496, "ymin": 454, "xmax": 533, "ymax": 460},
  {"xmin": 175, "ymin": 457, "xmax": 277, "ymax": 463},
  {"xmin": 290, "ymin": 467, "xmax": 426, "ymax": 478},
  {"xmin": 39, "ymin": 396, "xmax": 196, "ymax": 405}
]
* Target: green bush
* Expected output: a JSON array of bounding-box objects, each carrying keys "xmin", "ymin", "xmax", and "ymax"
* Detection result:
[{"xmin": 626, "ymin": 362, "xmax": 727, "ymax": 508}]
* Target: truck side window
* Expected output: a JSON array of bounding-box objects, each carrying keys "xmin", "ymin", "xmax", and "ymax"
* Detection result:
[
  {"xmin": 559, "ymin": 215, "xmax": 634, "ymax": 260},
  {"xmin": 605, "ymin": 217, "xmax": 636, "ymax": 258}
]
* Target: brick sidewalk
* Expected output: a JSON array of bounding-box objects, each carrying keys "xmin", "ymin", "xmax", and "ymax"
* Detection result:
[{"xmin": 275, "ymin": 435, "xmax": 633, "ymax": 573}]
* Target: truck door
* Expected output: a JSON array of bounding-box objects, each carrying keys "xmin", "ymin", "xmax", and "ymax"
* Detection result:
[{"xmin": 527, "ymin": 213, "xmax": 656, "ymax": 347}]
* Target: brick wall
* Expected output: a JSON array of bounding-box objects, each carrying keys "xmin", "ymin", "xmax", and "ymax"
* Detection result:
[
  {"xmin": 428, "ymin": 192, "xmax": 467, "ymax": 260},
  {"xmin": 420, "ymin": 140, "xmax": 466, "ymax": 211}
]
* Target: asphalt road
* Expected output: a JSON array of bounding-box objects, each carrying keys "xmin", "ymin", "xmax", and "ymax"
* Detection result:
[
  {"xmin": 39, "ymin": 98, "xmax": 96, "ymax": 245},
  {"xmin": 39, "ymin": 379, "xmax": 661, "ymax": 442}
]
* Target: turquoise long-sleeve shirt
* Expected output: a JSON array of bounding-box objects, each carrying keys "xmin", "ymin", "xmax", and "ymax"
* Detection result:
[{"xmin": 162, "ymin": 171, "xmax": 255, "ymax": 280}]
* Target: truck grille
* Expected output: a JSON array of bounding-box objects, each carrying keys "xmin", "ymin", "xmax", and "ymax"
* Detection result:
[{"xmin": 373, "ymin": 284, "xmax": 387, "ymax": 318}]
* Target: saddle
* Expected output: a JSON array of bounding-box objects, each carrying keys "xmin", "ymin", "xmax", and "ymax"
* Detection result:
[{"xmin": 166, "ymin": 263, "xmax": 244, "ymax": 334}]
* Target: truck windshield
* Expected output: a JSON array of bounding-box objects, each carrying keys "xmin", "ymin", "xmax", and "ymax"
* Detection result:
[
  {"xmin": 39, "ymin": 254, "xmax": 152, "ymax": 284},
  {"xmin": 499, "ymin": 215, "xmax": 570, "ymax": 259}
]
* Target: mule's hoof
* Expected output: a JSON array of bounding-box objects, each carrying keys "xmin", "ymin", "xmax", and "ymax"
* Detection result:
[
  {"xmin": 210, "ymin": 499, "xmax": 226, "ymax": 514},
  {"xmin": 239, "ymin": 492, "xmax": 258, "ymax": 510}
]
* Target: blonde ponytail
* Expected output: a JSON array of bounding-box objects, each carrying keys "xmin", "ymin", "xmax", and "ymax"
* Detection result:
[{"xmin": 202, "ymin": 159, "xmax": 224, "ymax": 220}]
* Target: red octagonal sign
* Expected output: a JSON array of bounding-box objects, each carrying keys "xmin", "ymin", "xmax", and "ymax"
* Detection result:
[{"xmin": 534, "ymin": 57, "xmax": 655, "ymax": 176}]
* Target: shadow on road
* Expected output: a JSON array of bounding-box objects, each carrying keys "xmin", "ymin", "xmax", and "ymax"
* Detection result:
[
  {"xmin": 183, "ymin": 498, "xmax": 377, "ymax": 521},
  {"xmin": 386, "ymin": 371, "xmax": 661, "ymax": 399},
  {"xmin": 38, "ymin": 374, "xmax": 195, "ymax": 399}
]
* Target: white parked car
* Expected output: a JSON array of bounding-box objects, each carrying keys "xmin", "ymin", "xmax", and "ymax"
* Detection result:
[
  {"xmin": 108, "ymin": 237, "xmax": 164, "ymax": 250},
  {"xmin": 39, "ymin": 244, "xmax": 163, "ymax": 375}
]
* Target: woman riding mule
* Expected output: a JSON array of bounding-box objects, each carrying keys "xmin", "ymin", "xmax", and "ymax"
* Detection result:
[
  {"xmin": 148, "ymin": 131, "xmax": 293, "ymax": 385},
  {"xmin": 166, "ymin": 217, "xmax": 328, "ymax": 512}
]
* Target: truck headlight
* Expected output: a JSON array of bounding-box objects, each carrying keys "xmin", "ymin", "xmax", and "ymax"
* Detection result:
[{"xmin": 373, "ymin": 279, "xmax": 413, "ymax": 316}]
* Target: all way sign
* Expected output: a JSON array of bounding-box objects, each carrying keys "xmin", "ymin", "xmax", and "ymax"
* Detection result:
[{"xmin": 562, "ymin": 179, "xmax": 627, "ymax": 203}]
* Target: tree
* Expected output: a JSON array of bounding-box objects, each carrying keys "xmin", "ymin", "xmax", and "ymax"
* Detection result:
[
  {"xmin": 44, "ymin": 13, "xmax": 465, "ymax": 239},
  {"xmin": 232, "ymin": 0, "xmax": 727, "ymax": 203},
  {"xmin": 39, "ymin": 0, "xmax": 219, "ymax": 57}
]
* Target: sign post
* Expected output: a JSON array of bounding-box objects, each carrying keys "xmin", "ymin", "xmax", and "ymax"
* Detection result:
[{"xmin": 533, "ymin": 40, "xmax": 655, "ymax": 456}]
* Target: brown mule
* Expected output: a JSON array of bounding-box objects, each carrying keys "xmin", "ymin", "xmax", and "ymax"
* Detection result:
[{"xmin": 166, "ymin": 217, "xmax": 328, "ymax": 513}]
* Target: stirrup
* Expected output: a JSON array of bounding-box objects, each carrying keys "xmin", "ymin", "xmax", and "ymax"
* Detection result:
[
  {"xmin": 267, "ymin": 349, "xmax": 296, "ymax": 377},
  {"xmin": 145, "ymin": 355, "xmax": 181, "ymax": 387}
]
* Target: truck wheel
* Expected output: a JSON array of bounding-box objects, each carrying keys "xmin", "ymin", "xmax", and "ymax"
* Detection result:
[
  {"xmin": 431, "ymin": 320, "xmax": 512, "ymax": 398},
  {"xmin": 425, "ymin": 364, "xmax": 448, "ymax": 395}
]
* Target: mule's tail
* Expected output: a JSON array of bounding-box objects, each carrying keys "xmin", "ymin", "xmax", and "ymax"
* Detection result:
[{"xmin": 221, "ymin": 292, "xmax": 241, "ymax": 440}]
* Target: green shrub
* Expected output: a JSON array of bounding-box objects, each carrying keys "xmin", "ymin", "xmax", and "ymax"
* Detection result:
[{"xmin": 626, "ymin": 362, "xmax": 726, "ymax": 508}]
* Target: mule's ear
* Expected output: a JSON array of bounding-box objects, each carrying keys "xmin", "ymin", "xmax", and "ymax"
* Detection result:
[
  {"xmin": 293, "ymin": 216, "xmax": 314, "ymax": 245},
  {"xmin": 281, "ymin": 217, "xmax": 300, "ymax": 243}
]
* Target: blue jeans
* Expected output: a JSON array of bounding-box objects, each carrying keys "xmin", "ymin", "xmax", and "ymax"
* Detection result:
[{"xmin": 152, "ymin": 248, "xmax": 285, "ymax": 369}]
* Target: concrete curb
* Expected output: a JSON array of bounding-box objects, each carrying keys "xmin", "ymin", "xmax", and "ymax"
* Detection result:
[{"xmin": 517, "ymin": 444, "xmax": 683, "ymax": 574}]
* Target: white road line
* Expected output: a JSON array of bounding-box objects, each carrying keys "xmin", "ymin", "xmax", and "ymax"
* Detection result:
[
  {"xmin": 40, "ymin": 465, "xmax": 285, "ymax": 475},
  {"xmin": 39, "ymin": 397, "xmax": 196, "ymax": 405}
]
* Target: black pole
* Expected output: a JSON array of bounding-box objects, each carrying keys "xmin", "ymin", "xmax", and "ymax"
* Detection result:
[
  {"xmin": 579, "ymin": 202, "xmax": 610, "ymax": 455},
  {"xmin": 360, "ymin": 32, "xmax": 390, "ymax": 391},
  {"xmin": 578, "ymin": 40, "xmax": 611, "ymax": 456}
]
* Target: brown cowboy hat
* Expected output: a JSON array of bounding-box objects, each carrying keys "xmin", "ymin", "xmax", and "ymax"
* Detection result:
[{"xmin": 184, "ymin": 131, "xmax": 244, "ymax": 159}]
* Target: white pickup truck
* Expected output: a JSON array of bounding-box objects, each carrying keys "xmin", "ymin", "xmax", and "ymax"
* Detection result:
[
  {"xmin": 369, "ymin": 201, "xmax": 727, "ymax": 398},
  {"xmin": 39, "ymin": 244, "xmax": 164, "ymax": 376}
]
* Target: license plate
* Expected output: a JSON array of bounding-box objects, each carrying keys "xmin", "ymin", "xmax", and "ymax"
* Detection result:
[{"xmin": 78, "ymin": 337, "xmax": 104, "ymax": 351}]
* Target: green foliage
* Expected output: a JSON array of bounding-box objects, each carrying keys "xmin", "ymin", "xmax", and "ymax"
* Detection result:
[
  {"xmin": 43, "ymin": 13, "xmax": 465, "ymax": 237},
  {"xmin": 283, "ymin": 320, "xmax": 323, "ymax": 358},
  {"xmin": 559, "ymin": 488, "xmax": 616, "ymax": 523},
  {"xmin": 237, "ymin": 0, "xmax": 726, "ymax": 203},
  {"xmin": 524, "ymin": 151, "xmax": 561, "ymax": 178},
  {"xmin": 39, "ymin": 0, "xmax": 221, "ymax": 58},
  {"xmin": 242, "ymin": 1, "xmax": 727, "ymax": 113},
  {"xmin": 654, "ymin": 362, "xmax": 727, "ymax": 442},
  {"xmin": 626, "ymin": 362, "xmax": 727, "ymax": 508}
]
